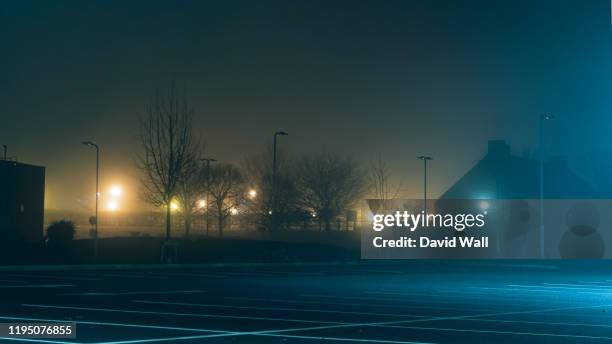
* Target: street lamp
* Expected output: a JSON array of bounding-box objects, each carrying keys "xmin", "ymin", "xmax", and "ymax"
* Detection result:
[
  {"xmin": 201, "ymin": 158, "xmax": 217, "ymax": 237},
  {"xmin": 417, "ymin": 155, "xmax": 433, "ymax": 215},
  {"xmin": 82, "ymin": 141, "xmax": 99, "ymax": 257},
  {"xmin": 106, "ymin": 200, "xmax": 118, "ymax": 212},
  {"xmin": 272, "ymin": 131, "xmax": 288, "ymax": 231},
  {"xmin": 539, "ymin": 114, "xmax": 554, "ymax": 258},
  {"xmin": 109, "ymin": 185, "xmax": 122, "ymax": 198}
]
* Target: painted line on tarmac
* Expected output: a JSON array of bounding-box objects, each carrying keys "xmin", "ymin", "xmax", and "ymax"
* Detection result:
[
  {"xmin": 471, "ymin": 285, "xmax": 612, "ymax": 297},
  {"xmin": 474, "ymin": 263, "xmax": 559, "ymax": 270},
  {"xmin": 0, "ymin": 284, "xmax": 73, "ymax": 289},
  {"xmin": 341, "ymin": 268, "xmax": 405, "ymax": 275},
  {"xmin": 0, "ymin": 314, "xmax": 236, "ymax": 338},
  {"xmin": 541, "ymin": 283, "xmax": 612, "ymax": 288},
  {"xmin": 224, "ymin": 295, "xmax": 513, "ymax": 313},
  {"xmin": 113, "ymin": 302, "xmax": 612, "ymax": 342},
  {"xmin": 2, "ymin": 273, "xmax": 102, "ymax": 281},
  {"xmin": 252, "ymin": 333, "xmax": 433, "ymax": 344},
  {"xmin": 21, "ymin": 304, "xmax": 350, "ymax": 325},
  {"xmin": 0, "ymin": 260, "xmax": 364, "ymax": 272},
  {"xmin": 133, "ymin": 299, "xmax": 428, "ymax": 318},
  {"xmin": 223, "ymin": 296, "xmax": 443, "ymax": 310},
  {"xmin": 459, "ymin": 317, "xmax": 612, "ymax": 330},
  {"xmin": 221, "ymin": 271, "xmax": 277, "ymax": 277},
  {"xmin": 368, "ymin": 323, "xmax": 612, "ymax": 341},
  {"xmin": 508, "ymin": 284, "xmax": 612, "ymax": 292},
  {"xmin": 137, "ymin": 272, "xmax": 226, "ymax": 278},
  {"xmin": 469, "ymin": 286, "xmax": 567, "ymax": 294},
  {"xmin": 299, "ymin": 294, "xmax": 514, "ymax": 312},
  {"xmin": 235, "ymin": 302, "xmax": 612, "ymax": 339},
  {"xmin": 362, "ymin": 291, "xmax": 559, "ymax": 307},
  {"xmin": 246, "ymin": 270, "xmax": 324, "ymax": 276},
  {"xmin": 579, "ymin": 281, "xmax": 612, "ymax": 284},
  {"xmin": 1, "ymin": 309, "xmax": 426, "ymax": 344},
  {"xmin": 0, "ymin": 338, "xmax": 75, "ymax": 344},
  {"xmin": 76, "ymin": 272, "xmax": 170, "ymax": 280},
  {"xmin": 65, "ymin": 290, "xmax": 208, "ymax": 296},
  {"xmin": 364, "ymin": 289, "xmax": 572, "ymax": 307},
  {"xmin": 96, "ymin": 334, "xmax": 240, "ymax": 344}
]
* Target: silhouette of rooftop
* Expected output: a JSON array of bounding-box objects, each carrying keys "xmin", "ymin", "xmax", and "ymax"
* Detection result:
[{"xmin": 441, "ymin": 140, "xmax": 597, "ymax": 199}]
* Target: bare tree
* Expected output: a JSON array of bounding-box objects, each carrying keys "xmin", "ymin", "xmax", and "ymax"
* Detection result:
[
  {"xmin": 175, "ymin": 159, "xmax": 204, "ymax": 236},
  {"xmin": 135, "ymin": 87, "xmax": 199, "ymax": 240},
  {"xmin": 296, "ymin": 153, "xmax": 367, "ymax": 231},
  {"xmin": 208, "ymin": 163, "xmax": 245, "ymax": 236},
  {"xmin": 243, "ymin": 145, "xmax": 302, "ymax": 230},
  {"xmin": 368, "ymin": 154, "xmax": 402, "ymax": 214}
]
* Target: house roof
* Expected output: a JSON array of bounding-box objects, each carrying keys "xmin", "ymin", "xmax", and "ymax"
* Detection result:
[{"xmin": 441, "ymin": 140, "xmax": 597, "ymax": 199}]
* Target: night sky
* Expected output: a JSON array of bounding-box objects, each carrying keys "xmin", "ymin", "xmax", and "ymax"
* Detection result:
[{"xmin": 1, "ymin": 0, "xmax": 611, "ymax": 211}]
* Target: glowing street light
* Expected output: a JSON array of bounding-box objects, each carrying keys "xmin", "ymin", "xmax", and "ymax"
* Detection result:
[
  {"xmin": 170, "ymin": 201, "xmax": 179, "ymax": 211},
  {"xmin": 230, "ymin": 208, "xmax": 238, "ymax": 215},
  {"xmin": 106, "ymin": 200, "xmax": 119, "ymax": 212},
  {"xmin": 109, "ymin": 185, "xmax": 123, "ymax": 198},
  {"xmin": 479, "ymin": 200, "xmax": 490, "ymax": 212},
  {"xmin": 197, "ymin": 199, "xmax": 206, "ymax": 209},
  {"xmin": 248, "ymin": 189, "xmax": 257, "ymax": 199}
]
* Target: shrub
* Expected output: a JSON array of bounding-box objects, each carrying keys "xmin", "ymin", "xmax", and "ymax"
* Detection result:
[{"xmin": 46, "ymin": 220, "xmax": 75, "ymax": 246}]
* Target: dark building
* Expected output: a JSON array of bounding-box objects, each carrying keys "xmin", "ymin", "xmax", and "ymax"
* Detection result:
[
  {"xmin": 441, "ymin": 140, "xmax": 596, "ymax": 199},
  {"xmin": 0, "ymin": 160, "xmax": 45, "ymax": 243}
]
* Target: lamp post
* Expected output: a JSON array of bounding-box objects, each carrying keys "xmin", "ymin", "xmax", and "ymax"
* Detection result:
[
  {"xmin": 272, "ymin": 131, "xmax": 288, "ymax": 231},
  {"xmin": 417, "ymin": 155, "xmax": 432, "ymax": 215},
  {"xmin": 201, "ymin": 158, "xmax": 216, "ymax": 237},
  {"xmin": 82, "ymin": 141, "xmax": 99, "ymax": 257},
  {"xmin": 539, "ymin": 114, "xmax": 554, "ymax": 258}
]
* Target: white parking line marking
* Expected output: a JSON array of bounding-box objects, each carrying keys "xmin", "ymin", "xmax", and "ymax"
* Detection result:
[
  {"xmin": 112, "ymin": 302, "xmax": 612, "ymax": 342},
  {"xmin": 0, "ymin": 338, "xmax": 75, "ymax": 344},
  {"xmin": 66, "ymin": 290, "xmax": 207, "ymax": 296},
  {"xmin": 299, "ymin": 293, "xmax": 521, "ymax": 312},
  {"xmin": 21, "ymin": 304, "xmax": 351, "ymax": 325},
  {"xmin": 509, "ymin": 284, "xmax": 612, "ymax": 292},
  {"xmin": 140, "ymin": 272, "xmax": 226, "ymax": 278},
  {"xmin": 0, "ymin": 314, "xmax": 236, "ymax": 339},
  {"xmin": 224, "ymin": 295, "xmax": 513, "ymax": 313},
  {"xmin": 77, "ymin": 273, "xmax": 169, "ymax": 280},
  {"xmin": 367, "ymin": 323, "xmax": 612, "ymax": 341},
  {"xmin": 253, "ymin": 333, "xmax": 433, "ymax": 344},
  {"xmin": 461, "ymin": 317, "xmax": 612, "ymax": 330},
  {"xmin": 0, "ymin": 284, "xmax": 73, "ymax": 289},
  {"xmin": 363, "ymin": 291, "xmax": 559, "ymax": 306},
  {"xmin": 133, "ymin": 300, "xmax": 428, "ymax": 318},
  {"xmin": 230, "ymin": 302, "xmax": 612, "ymax": 340},
  {"xmin": 2, "ymin": 273, "xmax": 102, "ymax": 281}
]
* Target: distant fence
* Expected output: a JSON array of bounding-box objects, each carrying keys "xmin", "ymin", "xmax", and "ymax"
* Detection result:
[{"xmin": 44, "ymin": 209, "xmax": 365, "ymax": 241}]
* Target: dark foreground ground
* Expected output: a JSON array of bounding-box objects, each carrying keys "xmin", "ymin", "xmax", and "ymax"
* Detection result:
[
  {"xmin": 1, "ymin": 236, "xmax": 359, "ymax": 265},
  {"xmin": 0, "ymin": 260, "xmax": 611, "ymax": 343}
]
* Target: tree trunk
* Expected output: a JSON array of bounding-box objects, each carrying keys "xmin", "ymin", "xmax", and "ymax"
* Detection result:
[
  {"xmin": 324, "ymin": 218, "xmax": 331, "ymax": 231},
  {"xmin": 184, "ymin": 216, "xmax": 192, "ymax": 237},
  {"xmin": 218, "ymin": 213, "xmax": 224, "ymax": 237},
  {"xmin": 165, "ymin": 204, "xmax": 172, "ymax": 241}
]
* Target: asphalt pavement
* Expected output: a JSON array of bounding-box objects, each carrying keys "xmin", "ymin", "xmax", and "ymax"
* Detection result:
[{"xmin": 0, "ymin": 261, "xmax": 611, "ymax": 343}]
